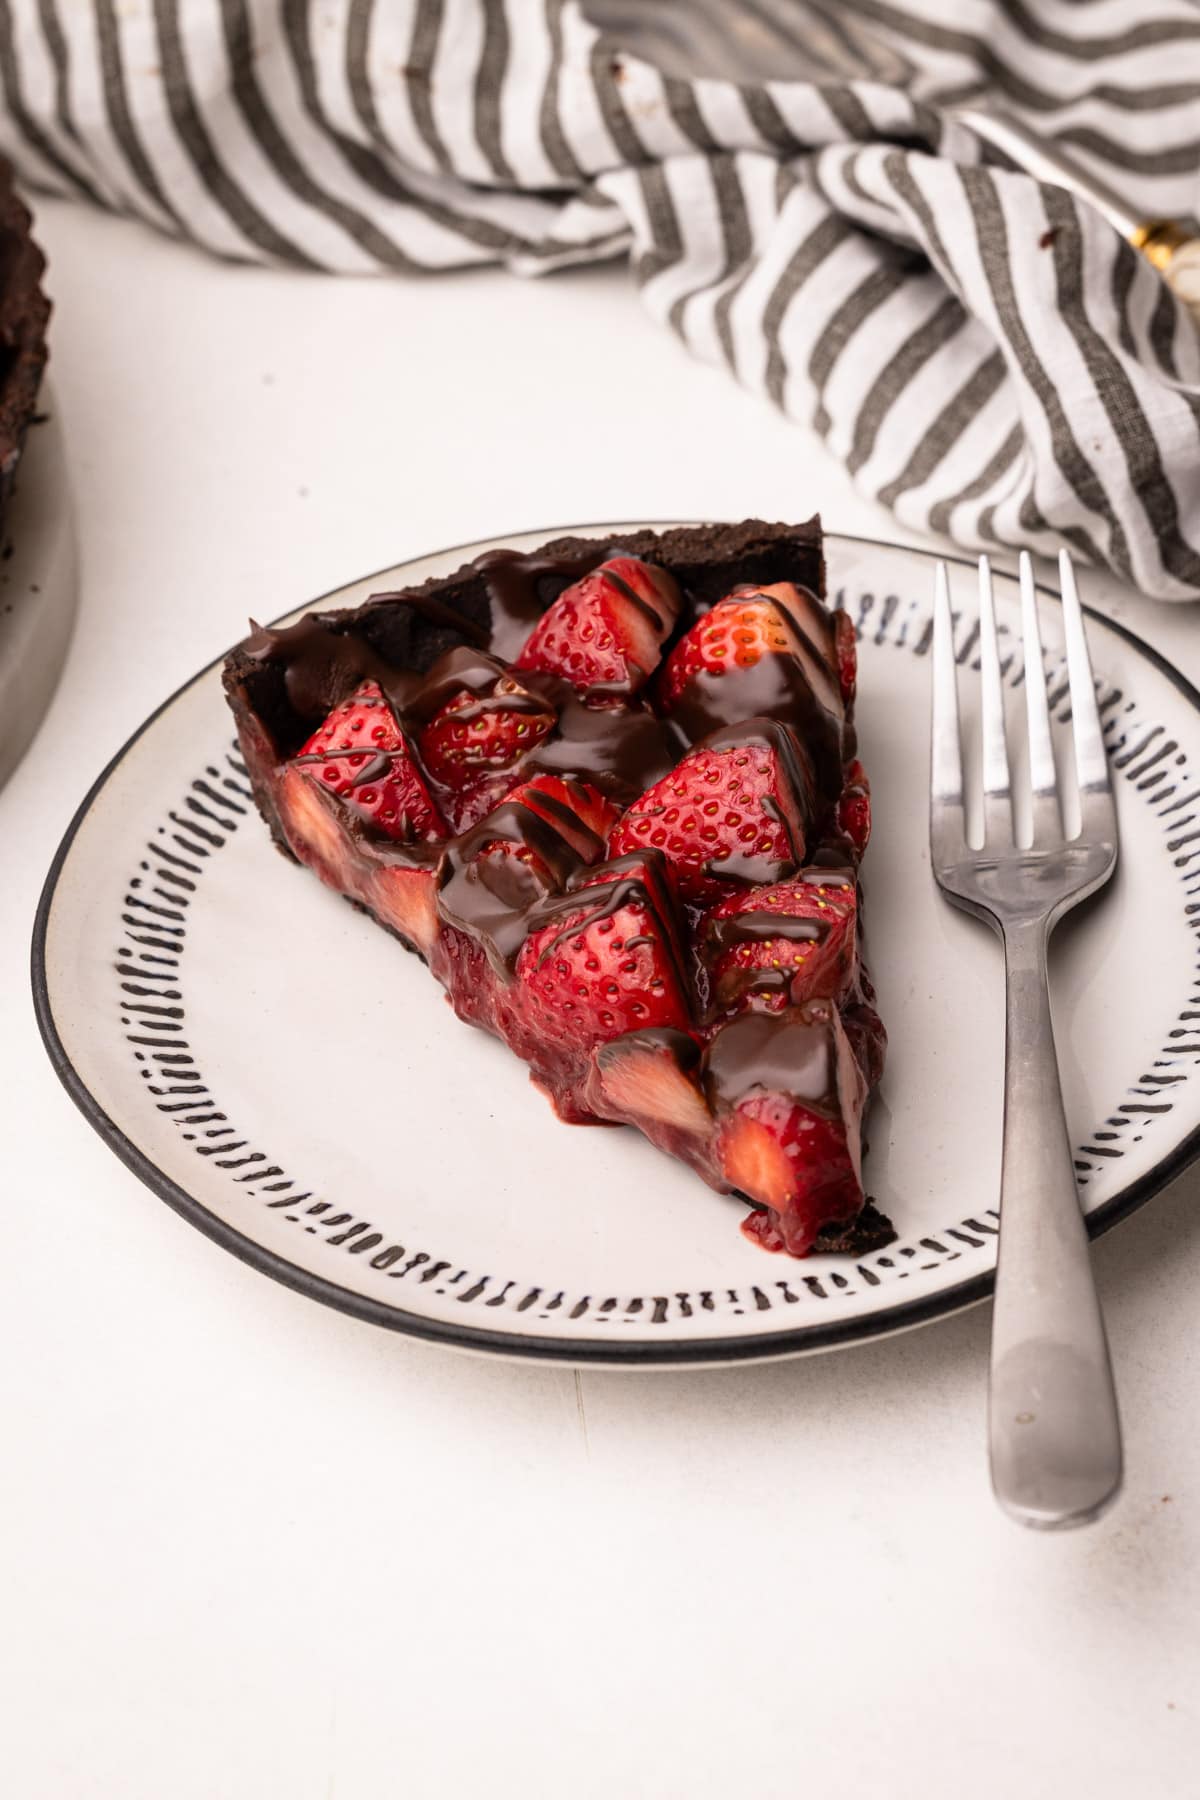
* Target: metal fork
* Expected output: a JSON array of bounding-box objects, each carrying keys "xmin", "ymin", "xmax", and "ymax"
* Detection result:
[{"xmin": 931, "ymin": 550, "xmax": 1122, "ymax": 1529}]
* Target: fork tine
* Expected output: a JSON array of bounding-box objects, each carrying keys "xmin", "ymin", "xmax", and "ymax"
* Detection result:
[
  {"xmin": 1018, "ymin": 551, "xmax": 1062, "ymax": 842},
  {"xmin": 1058, "ymin": 550, "xmax": 1112, "ymax": 804},
  {"xmin": 978, "ymin": 555, "xmax": 1013, "ymax": 842},
  {"xmin": 930, "ymin": 561, "xmax": 965, "ymax": 855}
]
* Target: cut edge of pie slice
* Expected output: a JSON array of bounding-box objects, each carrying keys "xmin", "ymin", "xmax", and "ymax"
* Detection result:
[{"xmin": 222, "ymin": 518, "xmax": 894, "ymax": 1259}]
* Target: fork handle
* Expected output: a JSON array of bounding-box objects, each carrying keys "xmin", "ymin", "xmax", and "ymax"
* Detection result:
[{"xmin": 989, "ymin": 919, "xmax": 1123, "ymax": 1529}]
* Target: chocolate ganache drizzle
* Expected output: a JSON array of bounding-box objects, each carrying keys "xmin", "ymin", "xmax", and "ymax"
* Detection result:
[
  {"xmin": 703, "ymin": 1003, "xmax": 847, "ymax": 1119},
  {"xmin": 663, "ymin": 588, "xmax": 849, "ymax": 790}
]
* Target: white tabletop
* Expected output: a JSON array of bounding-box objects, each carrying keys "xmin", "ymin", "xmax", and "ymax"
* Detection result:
[{"xmin": 5, "ymin": 198, "xmax": 1199, "ymax": 1799}]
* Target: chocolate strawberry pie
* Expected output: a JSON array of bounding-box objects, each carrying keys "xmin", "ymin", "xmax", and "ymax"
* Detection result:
[{"xmin": 223, "ymin": 519, "xmax": 893, "ymax": 1258}]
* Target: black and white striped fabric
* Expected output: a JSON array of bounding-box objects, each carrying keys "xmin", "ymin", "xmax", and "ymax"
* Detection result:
[{"xmin": 4, "ymin": 0, "xmax": 1200, "ymax": 599}]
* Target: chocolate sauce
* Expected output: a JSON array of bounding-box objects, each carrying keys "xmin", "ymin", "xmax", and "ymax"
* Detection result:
[
  {"xmin": 343, "ymin": 750, "xmax": 393, "ymax": 788},
  {"xmin": 703, "ymin": 1004, "xmax": 842, "ymax": 1118},
  {"xmin": 291, "ymin": 741, "xmax": 399, "ymax": 793},
  {"xmin": 474, "ymin": 545, "xmax": 610, "ymax": 660},
  {"xmin": 473, "ymin": 545, "xmax": 681, "ymax": 665},
  {"xmin": 666, "ymin": 592, "xmax": 847, "ymax": 794},
  {"xmin": 436, "ymin": 796, "xmax": 593, "ymax": 976},
  {"xmin": 519, "ymin": 786, "xmax": 606, "ymax": 856},
  {"xmin": 704, "ymin": 845, "xmax": 794, "ymax": 888},
  {"xmin": 522, "ymin": 687, "xmax": 685, "ymax": 802},
  {"xmin": 797, "ymin": 859, "xmax": 854, "ymax": 886},
  {"xmin": 704, "ymin": 910, "xmax": 828, "ymax": 955},
  {"xmin": 244, "ymin": 615, "xmax": 398, "ymax": 722},
  {"xmin": 432, "ymin": 691, "xmax": 551, "ymax": 728},
  {"xmin": 399, "ymin": 647, "xmax": 534, "ymax": 725},
  {"xmin": 244, "ymin": 593, "xmax": 491, "ymax": 728},
  {"xmin": 594, "ymin": 1025, "xmax": 702, "ymax": 1077},
  {"xmin": 365, "ymin": 590, "xmax": 488, "ymax": 644},
  {"xmin": 372, "ymin": 836, "xmax": 446, "ymax": 873}
]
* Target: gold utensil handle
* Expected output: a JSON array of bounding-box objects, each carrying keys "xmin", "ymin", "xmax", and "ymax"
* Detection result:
[
  {"xmin": 956, "ymin": 110, "xmax": 1200, "ymax": 325},
  {"xmin": 1131, "ymin": 221, "xmax": 1200, "ymax": 322}
]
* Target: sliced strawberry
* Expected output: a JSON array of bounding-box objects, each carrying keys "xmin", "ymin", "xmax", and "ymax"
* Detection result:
[
  {"xmin": 299, "ymin": 678, "xmax": 402, "ymax": 753},
  {"xmin": 706, "ymin": 1003, "xmax": 867, "ymax": 1256},
  {"xmin": 833, "ymin": 609, "xmax": 857, "ymax": 705},
  {"xmin": 605, "ymin": 721, "xmax": 812, "ymax": 903},
  {"xmin": 657, "ymin": 589, "xmax": 797, "ymax": 710},
  {"xmin": 273, "ymin": 762, "xmax": 441, "ymax": 958},
  {"xmin": 295, "ymin": 680, "xmax": 446, "ymax": 843},
  {"xmin": 509, "ymin": 774, "xmax": 622, "ymax": 860},
  {"xmin": 838, "ymin": 759, "xmax": 871, "ymax": 856},
  {"xmin": 704, "ymin": 872, "xmax": 857, "ymax": 1014},
  {"xmin": 751, "ymin": 580, "xmax": 837, "ymax": 651},
  {"xmin": 657, "ymin": 581, "xmax": 841, "ymax": 703},
  {"xmin": 731, "ymin": 1104, "xmax": 863, "ymax": 1256},
  {"xmin": 276, "ymin": 762, "xmax": 352, "ymax": 889},
  {"xmin": 446, "ymin": 772, "xmax": 527, "ymax": 834},
  {"xmin": 605, "ymin": 555, "xmax": 683, "ymax": 615},
  {"xmin": 368, "ymin": 865, "xmax": 439, "ymax": 959},
  {"xmin": 656, "ymin": 584, "xmax": 845, "ymax": 795},
  {"xmin": 436, "ymin": 777, "xmax": 621, "ymax": 974},
  {"xmin": 416, "ymin": 678, "xmax": 555, "ymax": 792},
  {"xmin": 514, "ymin": 555, "xmax": 680, "ymax": 697},
  {"xmin": 515, "ymin": 852, "xmax": 691, "ymax": 1054},
  {"xmin": 588, "ymin": 1028, "xmax": 710, "ymax": 1136}
]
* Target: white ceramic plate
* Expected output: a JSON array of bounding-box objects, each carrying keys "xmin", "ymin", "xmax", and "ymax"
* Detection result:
[{"xmin": 32, "ymin": 526, "xmax": 1200, "ymax": 1366}]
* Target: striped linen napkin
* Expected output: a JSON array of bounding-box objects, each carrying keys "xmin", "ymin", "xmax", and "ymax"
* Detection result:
[{"xmin": 3, "ymin": 0, "xmax": 1200, "ymax": 598}]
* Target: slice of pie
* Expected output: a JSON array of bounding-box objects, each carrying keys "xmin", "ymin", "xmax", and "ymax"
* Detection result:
[{"xmin": 223, "ymin": 519, "xmax": 893, "ymax": 1257}]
